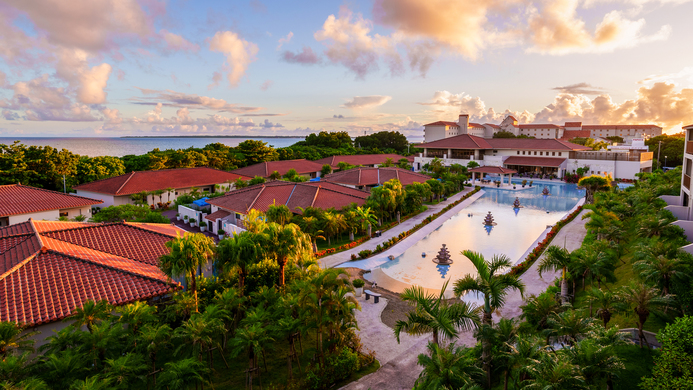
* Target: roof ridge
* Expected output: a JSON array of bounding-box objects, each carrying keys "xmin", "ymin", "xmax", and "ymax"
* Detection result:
[
  {"xmin": 13, "ymin": 184, "xmax": 103, "ymax": 203},
  {"xmin": 27, "ymin": 219, "xmax": 44, "ymax": 249},
  {"xmin": 115, "ymin": 171, "xmax": 137, "ymax": 195},
  {"xmin": 247, "ymin": 184, "xmax": 266, "ymax": 212},
  {"xmin": 309, "ymin": 185, "xmax": 319, "ymax": 208},
  {"xmin": 0, "ymin": 249, "xmax": 41, "ymax": 284},
  {"xmin": 41, "ymin": 220, "xmax": 177, "ymax": 241}
]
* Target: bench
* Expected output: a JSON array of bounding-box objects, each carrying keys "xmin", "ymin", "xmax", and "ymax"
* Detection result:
[{"xmin": 364, "ymin": 290, "xmax": 381, "ymax": 303}]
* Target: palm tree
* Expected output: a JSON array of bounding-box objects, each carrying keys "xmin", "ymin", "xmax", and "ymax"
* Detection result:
[
  {"xmin": 174, "ymin": 313, "xmax": 224, "ymax": 366},
  {"xmin": 230, "ymin": 323, "xmax": 274, "ymax": 388},
  {"xmin": 503, "ymin": 335, "xmax": 544, "ymax": 389},
  {"xmin": 64, "ymin": 300, "xmax": 113, "ymax": 333},
  {"xmin": 69, "ymin": 376, "xmax": 112, "ymax": 390},
  {"xmin": 572, "ymin": 243, "xmax": 616, "ymax": 291},
  {"xmin": 266, "ymin": 203, "xmax": 293, "ymax": 225},
  {"xmin": 160, "ymin": 233, "xmax": 215, "ymax": 313},
  {"xmin": 156, "ymin": 358, "xmax": 208, "ymax": 390},
  {"xmin": 321, "ymin": 212, "xmax": 347, "ymax": 245},
  {"xmin": 522, "ymin": 351, "xmax": 585, "ymax": 390},
  {"xmin": 545, "ymin": 309, "xmax": 596, "ymax": 346},
  {"xmin": 262, "ymin": 223, "xmax": 311, "ymax": 287},
  {"xmin": 637, "ymin": 212, "xmax": 674, "ymax": 238},
  {"xmin": 565, "ymin": 338, "xmax": 625, "ymax": 390},
  {"xmin": 618, "ymin": 281, "xmax": 674, "ymax": 348},
  {"xmin": 41, "ymin": 349, "xmax": 89, "ymax": 389},
  {"xmin": 152, "ymin": 189, "xmax": 165, "ymax": 207},
  {"xmin": 103, "ymin": 353, "xmax": 147, "ymax": 390},
  {"xmin": 585, "ymin": 287, "xmax": 621, "ymax": 327},
  {"xmin": 578, "ymin": 175, "xmax": 609, "ymax": 204},
  {"xmin": 216, "ymin": 232, "xmax": 263, "ymax": 295},
  {"xmin": 520, "ymin": 293, "xmax": 561, "ymax": 331},
  {"xmin": 213, "ymin": 287, "xmax": 246, "ymax": 345},
  {"xmin": 395, "ymin": 281, "xmax": 479, "ymax": 346},
  {"xmin": 381, "ymin": 157, "xmax": 395, "ymax": 167},
  {"xmin": 269, "ymin": 170, "xmax": 282, "ymax": 181},
  {"xmin": 234, "ymin": 177, "xmax": 248, "ymax": 189},
  {"xmin": 117, "ymin": 301, "xmax": 157, "ymax": 337},
  {"xmin": 453, "ymin": 250, "xmax": 525, "ymax": 388},
  {"xmin": 633, "ymin": 250, "xmax": 687, "ymax": 295},
  {"xmin": 166, "ymin": 187, "xmax": 175, "ymax": 202},
  {"xmin": 414, "ymin": 342, "xmax": 484, "ymax": 390},
  {"xmin": 137, "ymin": 323, "xmax": 171, "ymax": 388},
  {"xmin": 296, "ymin": 215, "xmax": 324, "ymax": 252},
  {"xmin": 538, "ymin": 246, "xmax": 572, "ymax": 302},
  {"xmin": 0, "ymin": 322, "xmax": 37, "ymax": 359},
  {"xmin": 354, "ymin": 206, "xmax": 377, "ymax": 237}
]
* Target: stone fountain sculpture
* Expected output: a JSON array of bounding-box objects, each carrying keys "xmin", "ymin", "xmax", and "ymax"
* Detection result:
[{"xmin": 432, "ymin": 244, "xmax": 453, "ymax": 265}]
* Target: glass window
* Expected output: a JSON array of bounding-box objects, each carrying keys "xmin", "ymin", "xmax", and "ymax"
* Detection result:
[
  {"xmin": 517, "ymin": 151, "xmax": 520, "ymax": 155},
  {"xmin": 688, "ymin": 129, "xmax": 693, "ymax": 142},
  {"xmin": 558, "ymin": 152, "xmax": 562, "ymax": 156},
  {"xmin": 552, "ymin": 152, "xmax": 556, "ymax": 156},
  {"xmin": 522, "ymin": 151, "xmax": 525, "ymax": 155},
  {"xmin": 534, "ymin": 151, "xmax": 537, "ymax": 155},
  {"xmin": 686, "ymin": 158, "xmax": 692, "ymax": 175}
]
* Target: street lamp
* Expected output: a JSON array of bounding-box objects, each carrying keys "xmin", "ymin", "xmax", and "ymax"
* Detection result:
[{"xmin": 665, "ymin": 155, "xmax": 668, "ymax": 170}]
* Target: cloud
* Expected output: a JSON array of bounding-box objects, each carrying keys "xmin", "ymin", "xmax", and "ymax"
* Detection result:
[
  {"xmin": 314, "ymin": 7, "xmax": 401, "ymax": 78},
  {"xmin": 259, "ymin": 119, "xmax": 283, "ymax": 128},
  {"xmin": 639, "ymin": 67, "xmax": 693, "ymax": 87},
  {"xmin": 341, "ymin": 117, "xmax": 424, "ymax": 136},
  {"xmin": 133, "ymin": 88, "xmax": 263, "ymax": 113},
  {"xmin": 250, "ymin": 0, "xmax": 267, "ymax": 13},
  {"xmin": 281, "ymin": 46, "xmax": 321, "ymax": 65},
  {"xmin": 241, "ymin": 113, "xmax": 287, "ymax": 117},
  {"xmin": 421, "ymin": 82, "xmax": 693, "ymax": 132},
  {"xmin": 260, "ymin": 80, "xmax": 273, "ymax": 91},
  {"xmin": 552, "ymin": 83, "xmax": 606, "ymax": 95},
  {"xmin": 333, "ymin": 114, "xmax": 345, "ymax": 119},
  {"xmin": 2, "ymin": 110, "xmax": 20, "ymax": 120},
  {"xmin": 159, "ymin": 29, "xmax": 199, "ymax": 53},
  {"xmin": 277, "ymin": 32, "xmax": 293, "ymax": 50},
  {"xmin": 526, "ymin": 1, "xmax": 671, "ymax": 55},
  {"xmin": 209, "ymin": 31, "xmax": 259, "ymax": 88},
  {"xmin": 342, "ymin": 95, "xmax": 392, "ymax": 110}
]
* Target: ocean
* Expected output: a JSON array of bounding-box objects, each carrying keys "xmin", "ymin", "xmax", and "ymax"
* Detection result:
[{"xmin": 0, "ymin": 137, "xmax": 304, "ymax": 157}]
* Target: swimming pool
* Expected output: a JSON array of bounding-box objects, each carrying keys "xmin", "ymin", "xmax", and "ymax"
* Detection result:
[{"xmin": 375, "ymin": 181, "xmax": 585, "ymax": 293}]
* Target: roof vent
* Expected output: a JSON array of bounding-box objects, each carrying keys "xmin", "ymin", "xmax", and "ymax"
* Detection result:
[{"xmin": 40, "ymin": 246, "xmax": 48, "ymax": 254}]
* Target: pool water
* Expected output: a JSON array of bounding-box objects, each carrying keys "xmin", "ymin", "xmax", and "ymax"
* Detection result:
[{"xmin": 378, "ymin": 181, "xmax": 585, "ymax": 292}]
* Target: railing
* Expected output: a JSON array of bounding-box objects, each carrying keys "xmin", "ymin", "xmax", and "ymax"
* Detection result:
[{"xmin": 573, "ymin": 151, "xmax": 652, "ymax": 162}]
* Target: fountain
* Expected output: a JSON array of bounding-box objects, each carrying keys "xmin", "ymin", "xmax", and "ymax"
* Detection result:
[
  {"xmin": 542, "ymin": 186, "xmax": 550, "ymax": 196},
  {"xmin": 483, "ymin": 211, "xmax": 496, "ymax": 226},
  {"xmin": 512, "ymin": 197, "xmax": 521, "ymax": 208},
  {"xmin": 432, "ymin": 244, "xmax": 453, "ymax": 265}
]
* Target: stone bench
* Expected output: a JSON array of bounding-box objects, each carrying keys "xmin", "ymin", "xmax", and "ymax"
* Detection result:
[{"xmin": 364, "ymin": 290, "xmax": 381, "ymax": 303}]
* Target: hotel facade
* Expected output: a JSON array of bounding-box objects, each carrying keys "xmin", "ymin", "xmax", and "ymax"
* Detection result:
[{"xmin": 415, "ymin": 114, "xmax": 656, "ymax": 180}]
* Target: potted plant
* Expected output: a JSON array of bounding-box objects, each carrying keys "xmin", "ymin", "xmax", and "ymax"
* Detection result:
[
  {"xmin": 522, "ymin": 179, "xmax": 527, "ymax": 188},
  {"xmin": 496, "ymin": 181, "xmax": 501, "ymax": 188},
  {"xmin": 176, "ymin": 213, "xmax": 180, "ymax": 221},
  {"xmin": 218, "ymin": 229, "xmax": 226, "ymax": 240},
  {"xmin": 200, "ymin": 225, "xmax": 206, "ymax": 232},
  {"xmin": 353, "ymin": 279, "xmax": 365, "ymax": 297},
  {"xmin": 183, "ymin": 215, "xmax": 189, "ymax": 223},
  {"xmin": 529, "ymin": 180, "xmax": 533, "ymax": 187}
]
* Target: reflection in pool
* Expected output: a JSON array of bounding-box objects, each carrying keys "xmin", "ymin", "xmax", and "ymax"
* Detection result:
[{"xmin": 378, "ymin": 181, "xmax": 584, "ymax": 292}]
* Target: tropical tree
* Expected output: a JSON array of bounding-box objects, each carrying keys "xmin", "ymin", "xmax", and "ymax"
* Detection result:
[
  {"xmin": 156, "ymin": 358, "xmax": 208, "ymax": 390},
  {"xmin": 137, "ymin": 323, "xmax": 171, "ymax": 387},
  {"xmin": 503, "ymin": 335, "xmax": 544, "ymax": 389},
  {"xmin": 520, "ymin": 293, "xmax": 561, "ymax": 331},
  {"xmin": 320, "ymin": 164, "xmax": 332, "ymax": 176},
  {"xmin": 0, "ymin": 323, "xmax": 36, "ymax": 359},
  {"xmin": 234, "ymin": 177, "xmax": 248, "ymax": 189},
  {"xmin": 565, "ymin": 338, "xmax": 625, "ymax": 389},
  {"xmin": 216, "ymin": 232, "xmax": 264, "ymax": 295},
  {"xmin": 269, "ymin": 170, "xmax": 282, "ymax": 181},
  {"xmin": 578, "ymin": 175, "xmax": 610, "ymax": 204},
  {"xmin": 262, "ymin": 223, "xmax": 311, "ymax": 287},
  {"xmin": 266, "ymin": 203, "xmax": 293, "ymax": 225},
  {"xmin": 426, "ymin": 179, "xmax": 445, "ymax": 202},
  {"xmin": 230, "ymin": 322, "xmax": 274, "ymax": 387},
  {"xmin": 321, "ymin": 211, "xmax": 347, "ymax": 245},
  {"xmin": 166, "ymin": 187, "xmax": 175, "ymax": 202},
  {"xmin": 545, "ymin": 309, "xmax": 597, "ymax": 346},
  {"xmin": 117, "ymin": 301, "xmax": 157, "ymax": 339},
  {"xmin": 395, "ymin": 281, "xmax": 479, "ymax": 346},
  {"xmin": 174, "ymin": 312, "xmax": 224, "ymax": 367},
  {"xmin": 382, "ymin": 157, "xmax": 395, "ymax": 167},
  {"xmin": 103, "ymin": 353, "xmax": 147, "ymax": 390},
  {"xmin": 619, "ymin": 281, "xmax": 674, "ymax": 348},
  {"xmin": 64, "ymin": 300, "xmax": 113, "ymax": 333},
  {"xmin": 354, "ymin": 206, "xmax": 377, "ymax": 237},
  {"xmin": 585, "ymin": 287, "xmax": 621, "ymax": 328},
  {"xmin": 538, "ymin": 245, "xmax": 573, "ymax": 302},
  {"xmin": 159, "ymin": 233, "xmax": 215, "ymax": 313},
  {"xmin": 522, "ymin": 351, "xmax": 585, "ymax": 390},
  {"xmin": 414, "ymin": 342, "xmax": 483, "ymax": 390},
  {"xmin": 633, "ymin": 248, "xmax": 688, "ymax": 295},
  {"xmin": 296, "ymin": 214, "xmax": 324, "ymax": 252},
  {"xmin": 453, "ymin": 250, "xmax": 525, "ymax": 387},
  {"xmin": 248, "ymin": 176, "xmax": 266, "ymax": 185}
]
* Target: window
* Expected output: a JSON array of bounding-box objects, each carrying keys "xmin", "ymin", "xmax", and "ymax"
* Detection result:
[
  {"xmin": 540, "ymin": 152, "xmax": 543, "ymax": 156},
  {"xmin": 235, "ymin": 213, "xmax": 241, "ymax": 220},
  {"xmin": 688, "ymin": 129, "xmax": 693, "ymax": 142},
  {"xmin": 558, "ymin": 152, "xmax": 562, "ymax": 156},
  {"xmin": 534, "ymin": 151, "xmax": 537, "ymax": 155},
  {"xmin": 686, "ymin": 158, "xmax": 692, "ymax": 175},
  {"xmin": 175, "ymin": 192, "xmax": 179, "ymax": 195},
  {"xmin": 517, "ymin": 151, "xmax": 520, "ymax": 155},
  {"xmin": 522, "ymin": 151, "xmax": 526, "ymax": 155},
  {"xmin": 552, "ymin": 152, "xmax": 556, "ymax": 156},
  {"xmin": 59, "ymin": 211, "xmax": 68, "ymax": 217}
]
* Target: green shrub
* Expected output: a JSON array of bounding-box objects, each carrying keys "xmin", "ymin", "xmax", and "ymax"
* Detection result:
[
  {"xmin": 353, "ymin": 279, "xmax": 365, "ymax": 288},
  {"xmin": 305, "ymin": 347, "xmax": 360, "ymax": 390},
  {"xmin": 640, "ymin": 315, "xmax": 693, "ymax": 389},
  {"xmin": 358, "ymin": 249, "xmax": 372, "ymax": 259}
]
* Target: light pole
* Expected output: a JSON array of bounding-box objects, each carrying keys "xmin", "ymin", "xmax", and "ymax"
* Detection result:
[
  {"xmin": 665, "ymin": 155, "xmax": 668, "ymax": 170},
  {"xmin": 657, "ymin": 140, "xmax": 662, "ymax": 169}
]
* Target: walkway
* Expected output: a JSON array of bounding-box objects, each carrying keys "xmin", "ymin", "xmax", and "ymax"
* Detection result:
[
  {"xmin": 341, "ymin": 208, "xmax": 589, "ymax": 390},
  {"xmin": 320, "ymin": 186, "xmax": 480, "ymax": 269}
]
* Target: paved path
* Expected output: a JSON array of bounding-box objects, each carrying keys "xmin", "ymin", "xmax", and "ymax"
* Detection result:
[
  {"xmin": 341, "ymin": 207, "xmax": 589, "ymax": 390},
  {"xmin": 320, "ymin": 187, "xmax": 479, "ymax": 269}
]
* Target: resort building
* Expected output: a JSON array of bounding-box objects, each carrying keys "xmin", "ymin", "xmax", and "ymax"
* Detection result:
[
  {"xmin": 423, "ymin": 114, "xmax": 662, "ymax": 143},
  {"xmin": 322, "ymin": 167, "xmax": 432, "ymax": 190},
  {"xmin": 204, "ymin": 181, "xmax": 370, "ymax": 235},
  {"xmin": 414, "ymin": 134, "xmax": 653, "ymax": 180},
  {"xmin": 0, "ymin": 184, "xmax": 103, "ymax": 226},
  {"xmin": 74, "ymin": 167, "xmax": 249, "ymax": 208},
  {"xmin": 231, "ymin": 159, "xmax": 324, "ymax": 179},
  {"xmin": 0, "ymin": 220, "xmax": 186, "ymax": 346},
  {"xmin": 315, "ymin": 154, "xmax": 410, "ymax": 170}
]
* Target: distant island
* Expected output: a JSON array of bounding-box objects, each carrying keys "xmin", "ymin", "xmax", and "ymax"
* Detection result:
[{"xmin": 121, "ymin": 135, "xmax": 305, "ymax": 139}]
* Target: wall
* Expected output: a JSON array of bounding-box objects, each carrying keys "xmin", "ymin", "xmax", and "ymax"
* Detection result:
[
  {"xmin": 61, "ymin": 205, "xmax": 93, "ymax": 220},
  {"xmin": 177, "ymin": 205, "xmax": 207, "ymax": 226},
  {"xmin": 614, "ymin": 160, "xmax": 651, "ymax": 180},
  {"xmin": 660, "ymin": 195, "xmax": 681, "ymax": 206},
  {"xmin": 673, "ymin": 220, "xmax": 693, "ymax": 242},
  {"xmin": 665, "ymin": 205, "xmax": 689, "ymax": 221},
  {"xmin": 424, "ymin": 125, "xmax": 447, "ymax": 143},
  {"xmin": 31, "ymin": 320, "xmax": 73, "ymax": 350},
  {"xmin": 75, "ymin": 190, "xmax": 116, "ymax": 207},
  {"xmin": 8, "ymin": 209, "xmax": 59, "ymax": 225}
]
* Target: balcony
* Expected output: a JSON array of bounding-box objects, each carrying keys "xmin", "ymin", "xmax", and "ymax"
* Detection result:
[
  {"xmin": 687, "ymin": 141, "xmax": 693, "ymax": 155},
  {"xmin": 572, "ymin": 151, "xmax": 653, "ymax": 162},
  {"xmin": 685, "ymin": 174, "xmax": 691, "ymax": 190}
]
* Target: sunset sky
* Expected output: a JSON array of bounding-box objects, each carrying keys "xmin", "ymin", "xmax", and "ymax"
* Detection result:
[{"xmin": 1, "ymin": 0, "xmax": 692, "ymax": 139}]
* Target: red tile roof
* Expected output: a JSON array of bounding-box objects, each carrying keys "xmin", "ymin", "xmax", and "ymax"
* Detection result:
[
  {"xmin": 469, "ymin": 123, "xmax": 485, "ymax": 128},
  {"xmin": 519, "ymin": 124, "xmax": 561, "ymax": 129},
  {"xmin": 314, "ymin": 154, "xmax": 409, "ymax": 168},
  {"xmin": 564, "ymin": 122, "xmax": 582, "ymax": 127},
  {"xmin": 582, "ymin": 125, "xmax": 661, "ymax": 130},
  {"xmin": 468, "ymin": 166, "xmax": 517, "ymax": 174},
  {"xmin": 424, "ymin": 121, "xmax": 459, "ymax": 127},
  {"xmin": 0, "ymin": 220, "xmax": 185, "ymax": 326},
  {"xmin": 561, "ymin": 130, "xmax": 592, "ymax": 140},
  {"xmin": 323, "ymin": 167, "xmax": 432, "ymax": 187},
  {"xmin": 503, "ymin": 156, "xmax": 567, "ymax": 167},
  {"xmin": 205, "ymin": 210, "xmax": 231, "ymax": 221},
  {"xmin": 231, "ymin": 159, "xmax": 323, "ymax": 178},
  {"xmin": 486, "ymin": 138, "xmax": 590, "ymax": 150},
  {"xmin": 207, "ymin": 181, "xmax": 369, "ymax": 215},
  {"xmin": 73, "ymin": 167, "xmax": 249, "ymax": 196},
  {"xmin": 685, "ymin": 124, "xmax": 693, "ymax": 130},
  {"xmin": 416, "ymin": 134, "xmax": 493, "ymax": 149},
  {"xmin": 0, "ymin": 185, "xmax": 102, "ymax": 217}
]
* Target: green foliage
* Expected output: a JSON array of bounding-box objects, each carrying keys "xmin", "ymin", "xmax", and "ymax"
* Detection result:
[
  {"xmin": 321, "ymin": 164, "xmax": 332, "ymax": 176},
  {"xmin": 352, "ymin": 279, "xmax": 365, "ymax": 288},
  {"xmin": 646, "ymin": 133, "xmax": 684, "ymax": 168},
  {"xmin": 354, "ymin": 131, "xmax": 409, "ymax": 153},
  {"xmin": 640, "ymin": 315, "xmax": 693, "ymax": 389},
  {"xmin": 90, "ymin": 204, "xmax": 169, "ymax": 223},
  {"xmin": 249, "ymin": 175, "xmax": 266, "ymax": 185},
  {"xmin": 302, "ymin": 131, "xmax": 353, "ymax": 149},
  {"xmin": 305, "ymin": 347, "xmax": 360, "ymax": 390}
]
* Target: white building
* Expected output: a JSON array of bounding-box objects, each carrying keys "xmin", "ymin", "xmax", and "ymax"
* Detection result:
[
  {"xmin": 0, "ymin": 184, "xmax": 102, "ymax": 226},
  {"xmin": 423, "ymin": 114, "xmax": 662, "ymax": 143}
]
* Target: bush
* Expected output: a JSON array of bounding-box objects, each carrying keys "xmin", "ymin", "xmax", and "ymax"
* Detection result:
[
  {"xmin": 350, "ymin": 254, "xmax": 357, "ymax": 261},
  {"xmin": 353, "ymin": 279, "xmax": 365, "ymax": 288},
  {"xmin": 91, "ymin": 204, "xmax": 169, "ymax": 223},
  {"xmin": 640, "ymin": 315, "xmax": 693, "ymax": 389},
  {"xmin": 358, "ymin": 250, "xmax": 372, "ymax": 259},
  {"xmin": 305, "ymin": 347, "xmax": 361, "ymax": 390}
]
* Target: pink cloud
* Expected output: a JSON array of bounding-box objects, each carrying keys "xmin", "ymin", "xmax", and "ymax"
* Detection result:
[{"xmin": 281, "ymin": 47, "xmax": 321, "ymax": 65}]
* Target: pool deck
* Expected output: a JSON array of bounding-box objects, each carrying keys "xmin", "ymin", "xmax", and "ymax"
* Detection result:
[
  {"xmin": 340, "ymin": 206, "xmax": 590, "ymax": 390},
  {"xmin": 319, "ymin": 186, "xmax": 484, "ymax": 269}
]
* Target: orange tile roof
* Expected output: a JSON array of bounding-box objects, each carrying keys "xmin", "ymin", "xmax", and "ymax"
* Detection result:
[
  {"xmin": 314, "ymin": 154, "xmax": 408, "ymax": 168},
  {"xmin": 0, "ymin": 220, "xmax": 185, "ymax": 326},
  {"xmin": 205, "ymin": 210, "xmax": 231, "ymax": 221},
  {"xmin": 424, "ymin": 121, "xmax": 459, "ymax": 127},
  {"xmin": 582, "ymin": 125, "xmax": 661, "ymax": 130},
  {"xmin": 323, "ymin": 167, "xmax": 432, "ymax": 187},
  {"xmin": 564, "ymin": 122, "xmax": 582, "ymax": 127},
  {"xmin": 519, "ymin": 124, "xmax": 561, "ymax": 129},
  {"xmin": 208, "ymin": 181, "xmax": 369, "ymax": 215},
  {"xmin": 74, "ymin": 167, "xmax": 249, "ymax": 196},
  {"xmin": 0, "ymin": 185, "xmax": 102, "ymax": 217},
  {"xmin": 503, "ymin": 156, "xmax": 567, "ymax": 167},
  {"xmin": 231, "ymin": 159, "xmax": 323, "ymax": 178}
]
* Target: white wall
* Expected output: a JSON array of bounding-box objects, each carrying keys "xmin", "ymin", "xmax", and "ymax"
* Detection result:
[
  {"xmin": 665, "ymin": 205, "xmax": 689, "ymax": 221},
  {"xmin": 8, "ymin": 209, "xmax": 59, "ymax": 225},
  {"xmin": 75, "ymin": 190, "xmax": 116, "ymax": 207},
  {"xmin": 673, "ymin": 220, "xmax": 693, "ymax": 243},
  {"xmin": 424, "ymin": 125, "xmax": 447, "ymax": 143},
  {"xmin": 614, "ymin": 160, "xmax": 651, "ymax": 180},
  {"xmin": 660, "ymin": 195, "xmax": 681, "ymax": 206}
]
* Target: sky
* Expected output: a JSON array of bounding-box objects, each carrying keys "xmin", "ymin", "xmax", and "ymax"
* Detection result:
[{"xmin": 1, "ymin": 0, "xmax": 693, "ymax": 139}]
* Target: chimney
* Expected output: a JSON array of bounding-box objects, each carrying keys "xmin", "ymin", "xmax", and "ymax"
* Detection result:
[{"xmin": 459, "ymin": 114, "xmax": 469, "ymax": 134}]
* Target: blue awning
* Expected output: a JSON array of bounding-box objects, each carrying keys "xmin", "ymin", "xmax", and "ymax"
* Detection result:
[
  {"xmin": 310, "ymin": 177, "xmax": 321, "ymax": 182},
  {"xmin": 193, "ymin": 197, "xmax": 209, "ymax": 207}
]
